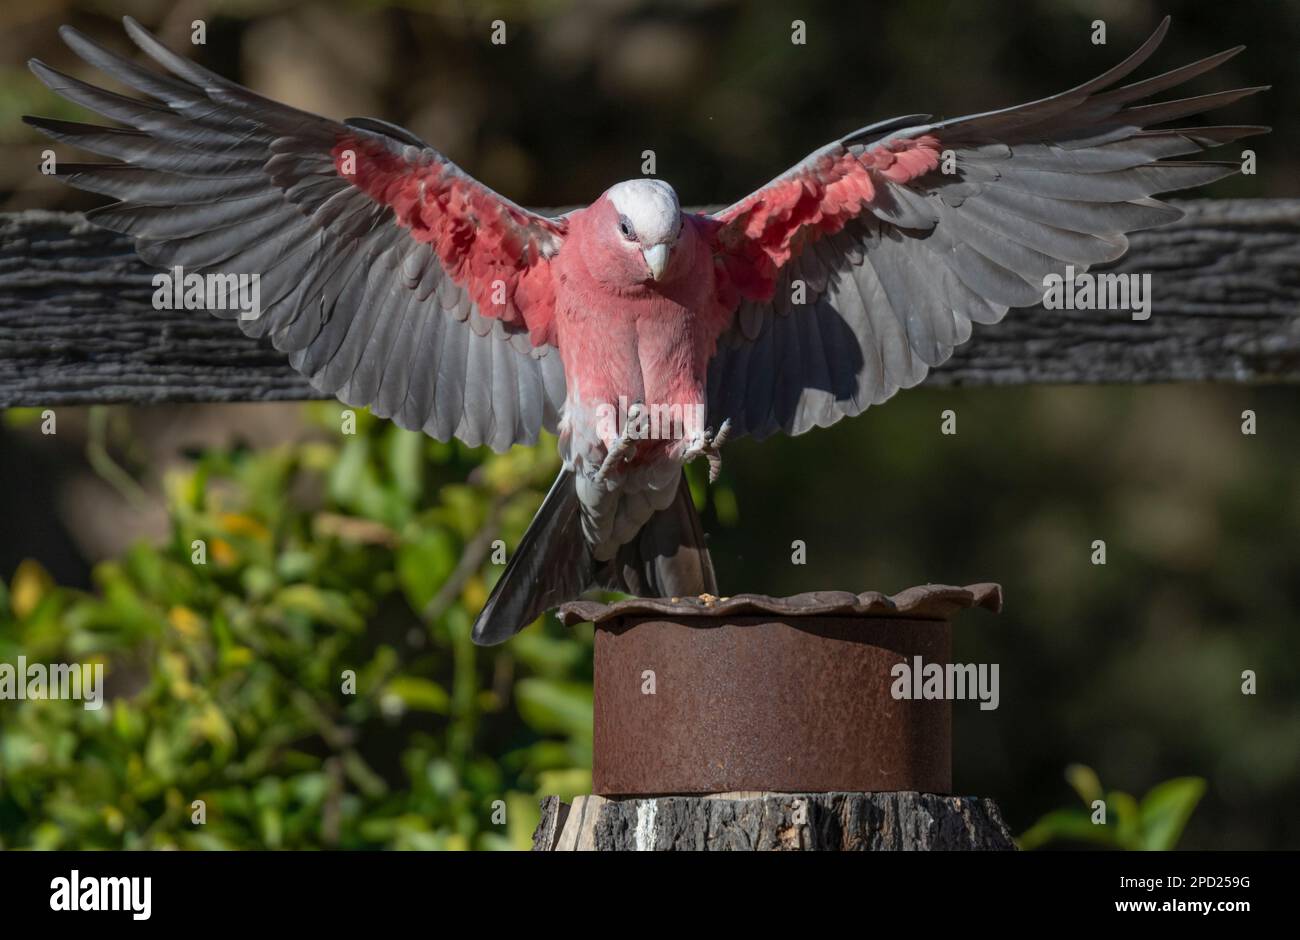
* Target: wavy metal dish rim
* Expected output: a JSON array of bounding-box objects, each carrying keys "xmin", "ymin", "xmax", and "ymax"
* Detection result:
[{"xmin": 557, "ymin": 582, "xmax": 1002, "ymax": 626}]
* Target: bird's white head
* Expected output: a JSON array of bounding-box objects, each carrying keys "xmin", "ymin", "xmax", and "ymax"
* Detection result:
[{"xmin": 606, "ymin": 179, "xmax": 682, "ymax": 281}]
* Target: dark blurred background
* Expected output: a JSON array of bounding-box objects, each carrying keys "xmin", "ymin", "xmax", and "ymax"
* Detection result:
[{"xmin": 0, "ymin": 0, "xmax": 1296, "ymax": 850}]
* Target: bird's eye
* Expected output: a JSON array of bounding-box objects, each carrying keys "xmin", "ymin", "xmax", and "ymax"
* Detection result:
[{"xmin": 618, "ymin": 216, "xmax": 636, "ymax": 240}]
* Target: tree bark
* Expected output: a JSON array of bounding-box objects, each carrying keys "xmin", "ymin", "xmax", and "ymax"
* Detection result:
[
  {"xmin": 533, "ymin": 792, "xmax": 1017, "ymax": 851},
  {"xmin": 2, "ymin": 200, "xmax": 1298, "ymax": 408}
]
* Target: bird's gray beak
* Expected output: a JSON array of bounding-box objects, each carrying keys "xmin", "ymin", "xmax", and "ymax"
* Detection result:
[{"xmin": 642, "ymin": 243, "xmax": 670, "ymax": 281}]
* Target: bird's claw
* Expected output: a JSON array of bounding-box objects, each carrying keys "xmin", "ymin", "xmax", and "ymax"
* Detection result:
[
  {"xmin": 682, "ymin": 418, "xmax": 731, "ymax": 483},
  {"xmin": 592, "ymin": 400, "xmax": 644, "ymax": 485}
]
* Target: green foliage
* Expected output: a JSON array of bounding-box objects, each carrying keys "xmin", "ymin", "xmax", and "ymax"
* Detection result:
[
  {"xmin": 1019, "ymin": 764, "xmax": 1205, "ymax": 851},
  {"xmin": 0, "ymin": 404, "xmax": 594, "ymax": 850}
]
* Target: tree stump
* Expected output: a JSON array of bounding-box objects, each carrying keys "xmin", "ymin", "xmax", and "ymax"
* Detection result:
[{"xmin": 533, "ymin": 792, "xmax": 1016, "ymax": 851}]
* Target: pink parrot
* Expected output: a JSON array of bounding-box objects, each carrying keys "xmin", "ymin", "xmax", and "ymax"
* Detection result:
[{"xmin": 27, "ymin": 17, "xmax": 1265, "ymax": 644}]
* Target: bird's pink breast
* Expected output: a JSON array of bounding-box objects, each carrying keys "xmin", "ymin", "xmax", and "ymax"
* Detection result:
[{"xmin": 551, "ymin": 213, "xmax": 732, "ymax": 464}]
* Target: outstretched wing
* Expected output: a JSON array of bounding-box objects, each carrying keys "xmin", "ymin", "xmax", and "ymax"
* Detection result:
[
  {"xmin": 706, "ymin": 17, "xmax": 1267, "ymax": 440},
  {"xmin": 26, "ymin": 17, "xmax": 567, "ymax": 452}
]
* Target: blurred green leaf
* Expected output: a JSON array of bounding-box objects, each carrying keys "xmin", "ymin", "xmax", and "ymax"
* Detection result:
[
  {"xmin": 383, "ymin": 676, "xmax": 451, "ymax": 714},
  {"xmin": 1018, "ymin": 807, "xmax": 1113, "ymax": 851},
  {"xmin": 274, "ymin": 584, "xmax": 365, "ymax": 632},
  {"xmin": 0, "ymin": 401, "xmax": 586, "ymax": 850},
  {"xmin": 1139, "ymin": 777, "xmax": 1206, "ymax": 851},
  {"xmin": 1021, "ymin": 765, "xmax": 1206, "ymax": 851},
  {"xmin": 514, "ymin": 678, "xmax": 593, "ymax": 740},
  {"xmin": 396, "ymin": 529, "xmax": 457, "ymax": 612},
  {"xmin": 1065, "ymin": 763, "xmax": 1103, "ymax": 806}
]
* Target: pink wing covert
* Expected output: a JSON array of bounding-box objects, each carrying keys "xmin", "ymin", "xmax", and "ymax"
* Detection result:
[
  {"xmin": 27, "ymin": 17, "xmax": 568, "ymax": 452},
  {"xmin": 712, "ymin": 134, "xmax": 942, "ymax": 301},
  {"xmin": 333, "ymin": 132, "xmax": 565, "ymax": 349},
  {"xmin": 705, "ymin": 17, "xmax": 1265, "ymax": 441}
]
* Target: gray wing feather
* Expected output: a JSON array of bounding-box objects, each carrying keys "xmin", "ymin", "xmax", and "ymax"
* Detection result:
[
  {"xmin": 27, "ymin": 18, "xmax": 566, "ymax": 452},
  {"xmin": 708, "ymin": 17, "xmax": 1265, "ymax": 439}
]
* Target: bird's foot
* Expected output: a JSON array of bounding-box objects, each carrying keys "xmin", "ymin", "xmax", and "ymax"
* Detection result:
[
  {"xmin": 592, "ymin": 400, "xmax": 644, "ymax": 485},
  {"xmin": 680, "ymin": 418, "xmax": 731, "ymax": 483}
]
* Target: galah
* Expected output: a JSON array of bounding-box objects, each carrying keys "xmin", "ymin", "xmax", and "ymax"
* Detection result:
[{"xmin": 28, "ymin": 17, "xmax": 1265, "ymax": 644}]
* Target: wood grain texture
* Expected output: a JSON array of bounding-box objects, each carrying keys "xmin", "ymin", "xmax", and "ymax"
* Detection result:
[
  {"xmin": 533, "ymin": 792, "xmax": 1017, "ymax": 851},
  {"xmin": 2, "ymin": 200, "xmax": 1297, "ymax": 408}
]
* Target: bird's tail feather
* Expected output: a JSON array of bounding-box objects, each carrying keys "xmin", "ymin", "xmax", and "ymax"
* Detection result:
[{"xmin": 470, "ymin": 469, "xmax": 716, "ymax": 645}]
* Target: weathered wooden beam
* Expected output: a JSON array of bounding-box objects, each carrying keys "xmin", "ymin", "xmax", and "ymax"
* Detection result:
[
  {"xmin": 533, "ymin": 792, "xmax": 1017, "ymax": 851},
  {"xmin": 2, "ymin": 200, "xmax": 1297, "ymax": 408}
]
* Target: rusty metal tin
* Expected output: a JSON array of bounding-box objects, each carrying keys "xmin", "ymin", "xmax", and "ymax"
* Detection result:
[{"xmin": 559, "ymin": 584, "xmax": 1001, "ymax": 798}]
